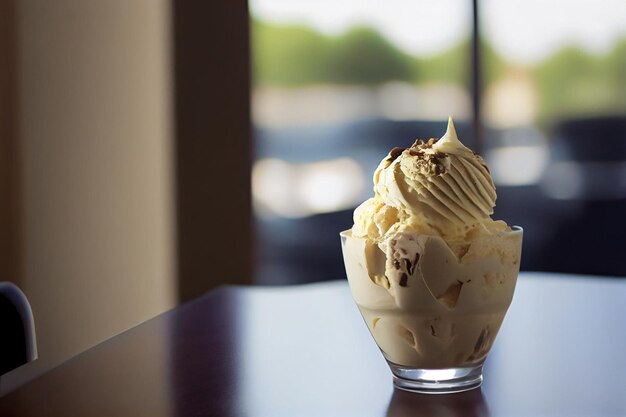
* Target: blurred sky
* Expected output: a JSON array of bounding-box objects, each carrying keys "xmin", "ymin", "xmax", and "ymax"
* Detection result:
[{"xmin": 250, "ymin": 0, "xmax": 626, "ymax": 63}]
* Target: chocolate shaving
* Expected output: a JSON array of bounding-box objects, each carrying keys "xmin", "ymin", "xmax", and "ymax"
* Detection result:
[
  {"xmin": 425, "ymin": 152, "xmax": 445, "ymax": 175},
  {"xmin": 404, "ymin": 258, "xmax": 412, "ymax": 275},
  {"xmin": 393, "ymin": 259, "xmax": 401, "ymax": 270},
  {"xmin": 386, "ymin": 147, "xmax": 405, "ymax": 163},
  {"xmin": 399, "ymin": 273, "xmax": 408, "ymax": 287},
  {"xmin": 430, "ymin": 325, "xmax": 437, "ymax": 337}
]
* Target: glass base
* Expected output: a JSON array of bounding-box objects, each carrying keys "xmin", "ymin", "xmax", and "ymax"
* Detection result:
[{"xmin": 387, "ymin": 361, "xmax": 483, "ymax": 394}]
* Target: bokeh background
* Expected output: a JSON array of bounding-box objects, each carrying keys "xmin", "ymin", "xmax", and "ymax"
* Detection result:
[
  {"xmin": 1, "ymin": 0, "xmax": 625, "ymax": 390},
  {"xmin": 251, "ymin": 0, "xmax": 626, "ymax": 284}
]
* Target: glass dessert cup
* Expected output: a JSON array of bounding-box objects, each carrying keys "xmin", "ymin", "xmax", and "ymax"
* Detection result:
[{"xmin": 340, "ymin": 227, "xmax": 523, "ymax": 394}]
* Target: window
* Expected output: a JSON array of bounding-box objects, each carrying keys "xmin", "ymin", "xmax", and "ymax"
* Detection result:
[{"xmin": 251, "ymin": 0, "xmax": 626, "ymax": 282}]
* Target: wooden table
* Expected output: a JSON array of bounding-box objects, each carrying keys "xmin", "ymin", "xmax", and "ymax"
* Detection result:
[{"xmin": 1, "ymin": 272, "xmax": 625, "ymax": 416}]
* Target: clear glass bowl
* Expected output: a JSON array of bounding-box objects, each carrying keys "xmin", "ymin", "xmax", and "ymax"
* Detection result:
[{"xmin": 340, "ymin": 226, "xmax": 523, "ymax": 394}]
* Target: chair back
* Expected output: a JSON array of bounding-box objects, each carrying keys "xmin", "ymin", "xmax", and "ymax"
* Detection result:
[{"xmin": 0, "ymin": 283, "xmax": 37, "ymax": 375}]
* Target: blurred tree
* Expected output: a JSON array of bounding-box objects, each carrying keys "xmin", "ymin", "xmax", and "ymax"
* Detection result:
[
  {"xmin": 325, "ymin": 26, "xmax": 414, "ymax": 85},
  {"xmin": 535, "ymin": 46, "xmax": 615, "ymax": 121},
  {"xmin": 252, "ymin": 19, "xmax": 511, "ymax": 88},
  {"xmin": 415, "ymin": 39, "xmax": 505, "ymax": 87},
  {"xmin": 605, "ymin": 39, "xmax": 626, "ymax": 109},
  {"xmin": 415, "ymin": 42, "xmax": 466, "ymax": 85},
  {"xmin": 252, "ymin": 20, "xmax": 332, "ymax": 86},
  {"xmin": 253, "ymin": 20, "xmax": 415, "ymax": 86}
]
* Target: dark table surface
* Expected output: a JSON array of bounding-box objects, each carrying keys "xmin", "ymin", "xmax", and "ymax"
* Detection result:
[{"xmin": 1, "ymin": 272, "xmax": 625, "ymax": 417}]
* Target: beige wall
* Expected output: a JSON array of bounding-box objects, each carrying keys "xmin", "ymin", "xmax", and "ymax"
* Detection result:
[{"xmin": 17, "ymin": 0, "xmax": 176, "ymax": 370}]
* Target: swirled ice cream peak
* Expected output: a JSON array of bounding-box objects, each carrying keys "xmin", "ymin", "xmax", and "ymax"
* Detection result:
[
  {"xmin": 433, "ymin": 115, "xmax": 464, "ymax": 153},
  {"xmin": 354, "ymin": 117, "xmax": 502, "ymax": 241}
]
